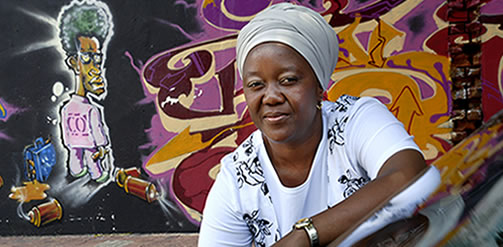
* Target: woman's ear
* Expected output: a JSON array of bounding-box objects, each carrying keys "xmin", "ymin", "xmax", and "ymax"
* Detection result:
[{"xmin": 66, "ymin": 55, "xmax": 79, "ymax": 74}]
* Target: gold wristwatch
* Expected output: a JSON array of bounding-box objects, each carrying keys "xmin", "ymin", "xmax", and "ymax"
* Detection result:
[{"xmin": 293, "ymin": 217, "xmax": 319, "ymax": 247}]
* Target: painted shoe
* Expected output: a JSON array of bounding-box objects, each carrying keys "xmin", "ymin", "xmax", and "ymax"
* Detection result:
[
  {"xmin": 71, "ymin": 166, "xmax": 88, "ymax": 178},
  {"xmin": 94, "ymin": 171, "xmax": 109, "ymax": 183}
]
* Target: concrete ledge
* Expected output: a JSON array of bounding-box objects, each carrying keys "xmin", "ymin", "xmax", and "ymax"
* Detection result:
[{"xmin": 0, "ymin": 233, "xmax": 199, "ymax": 247}]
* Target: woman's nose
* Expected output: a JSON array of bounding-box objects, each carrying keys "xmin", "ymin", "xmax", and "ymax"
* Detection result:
[{"xmin": 262, "ymin": 83, "xmax": 284, "ymax": 105}]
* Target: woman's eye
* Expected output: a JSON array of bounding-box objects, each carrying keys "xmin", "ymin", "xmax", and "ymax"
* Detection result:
[
  {"xmin": 280, "ymin": 77, "xmax": 297, "ymax": 85},
  {"xmin": 247, "ymin": 81, "xmax": 263, "ymax": 88}
]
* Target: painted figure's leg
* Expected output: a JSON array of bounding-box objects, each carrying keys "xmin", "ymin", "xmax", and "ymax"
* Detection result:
[
  {"xmin": 69, "ymin": 148, "xmax": 87, "ymax": 177},
  {"xmin": 84, "ymin": 149, "xmax": 108, "ymax": 182},
  {"xmin": 95, "ymin": 157, "xmax": 110, "ymax": 183}
]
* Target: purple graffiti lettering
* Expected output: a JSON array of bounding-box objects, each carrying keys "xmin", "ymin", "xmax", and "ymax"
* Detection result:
[
  {"xmin": 351, "ymin": 0, "xmax": 406, "ymax": 19},
  {"xmin": 431, "ymin": 62, "xmax": 452, "ymax": 122},
  {"xmin": 143, "ymin": 35, "xmax": 237, "ymax": 119},
  {"xmin": 340, "ymin": 47, "xmax": 350, "ymax": 58},
  {"xmin": 202, "ymin": 0, "xmax": 272, "ymax": 30},
  {"xmin": 343, "ymin": 0, "xmax": 380, "ymax": 13},
  {"xmin": 325, "ymin": 0, "xmax": 406, "ymax": 27},
  {"xmin": 410, "ymin": 75, "xmax": 434, "ymax": 99},
  {"xmin": 355, "ymin": 31, "xmax": 372, "ymax": 51},
  {"xmin": 393, "ymin": 0, "xmax": 445, "ymax": 53}
]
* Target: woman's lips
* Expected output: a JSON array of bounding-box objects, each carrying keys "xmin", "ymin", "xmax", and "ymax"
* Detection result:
[{"xmin": 263, "ymin": 113, "xmax": 289, "ymax": 123}]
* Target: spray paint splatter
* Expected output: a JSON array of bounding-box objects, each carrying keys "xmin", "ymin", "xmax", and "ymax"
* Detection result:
[
  {"xmin": 0, "ymin": 98, "xmax": 26, "ymax": 122},
  {"xmin": 51, "ymin": 81, "xmax": 64, "ymax": 102},
  {"xmin": 9, "ymin": 180, "xmax": 51, "ymax": 203}
]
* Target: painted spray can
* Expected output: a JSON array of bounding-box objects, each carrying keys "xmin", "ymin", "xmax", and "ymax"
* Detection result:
[
  {"xmin": 116, "ymin": 168, "xmax": 158, "ymax": 203},
  {"xmin": 28, "ymin": 199, "xmax": 63, "ymax": 227},
  {"xmin": 124, "ymin": 176, "xmax": 158, "ymax": 203},
  {"xmin": 115, "ymin": 167, "xmax": 141, "ymax": 188}
]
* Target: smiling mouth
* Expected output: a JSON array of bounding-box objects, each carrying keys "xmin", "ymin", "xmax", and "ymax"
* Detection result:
[{"xmin": 263, "ymin": 113, "xmax": 289, "ymax": 123}]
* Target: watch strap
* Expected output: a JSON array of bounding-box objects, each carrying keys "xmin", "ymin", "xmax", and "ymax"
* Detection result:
[
  {"xmin": 304, "ymin": 221, "xmax": 319, "ymax": 247},
  {"xmin": 294, "ymin": 218, "xmax": 319, "ymax": 247}
]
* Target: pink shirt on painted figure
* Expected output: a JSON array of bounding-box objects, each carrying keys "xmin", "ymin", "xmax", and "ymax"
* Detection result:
[{"xmin": 61, "ymin": 95, "xmax": 108, "ymax": 148}]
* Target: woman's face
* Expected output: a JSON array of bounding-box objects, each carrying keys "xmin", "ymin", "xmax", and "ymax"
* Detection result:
[{"xmin": 242, "ymin": 42, "xmax": 323, "ymax": 145}]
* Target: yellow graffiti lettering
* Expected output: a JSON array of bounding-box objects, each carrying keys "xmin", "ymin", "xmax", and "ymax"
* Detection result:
[
  {"xmin": 336, "ymin": 16, "xmax": 369, "ymax": 67},
  {"xmin": 389, "ymin": 86, "xmax": 424, "ymax": 134},
  {"xmin": 145, "ymin": 121, "xmax": 253, "ymax": 175},
  {"xmin": 368, "ymin": 19, "xmax": 404, "ymax": 67},
  {"xmin": 433, "ymin": 122, "xmax": 503, "ymax": 194},
  {"xmin": 202, "ymin": 0, "xmax": 216, "ymax": 8},
  {"xmin": 329, "ymin": 13, "xmax": 451, "ymax": 161}
]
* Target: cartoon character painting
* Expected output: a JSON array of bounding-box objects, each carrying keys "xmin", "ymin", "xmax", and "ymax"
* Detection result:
[{"xmin": 58, "ymin": 0, "xmax": 114, "ymax": 182}]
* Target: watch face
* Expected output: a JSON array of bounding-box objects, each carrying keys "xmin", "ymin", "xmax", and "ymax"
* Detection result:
[{"xmin": 295, "ymin": 218, "xmax": 311, "ymax": 229}]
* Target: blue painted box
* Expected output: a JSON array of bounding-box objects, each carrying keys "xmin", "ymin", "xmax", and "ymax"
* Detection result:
[{"xmin": 23, "ymin": 137, "xmax": 56, "ymax": 182}]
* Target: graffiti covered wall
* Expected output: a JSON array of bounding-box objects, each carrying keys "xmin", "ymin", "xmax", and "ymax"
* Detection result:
[
  {"xmin": 0, "ymin": 0, "xmax": 202, "ymax": 234},
  {"xmin": 0, "ymin": 0, "xmax": 502, "ymax": 238}
]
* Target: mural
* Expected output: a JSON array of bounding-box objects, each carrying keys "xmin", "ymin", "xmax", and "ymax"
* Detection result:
[
  {"xmin": 0, "ymin": 0, "xmax": 199, "ymax": 234},
  {"xmin": 0, "ymin": 0, "xmax": 502, "ymax": 244}
]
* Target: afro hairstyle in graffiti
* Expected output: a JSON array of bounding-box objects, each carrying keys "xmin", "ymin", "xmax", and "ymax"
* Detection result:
[{"xmin": 58, "ymin": 0, "xmax": 113, "ymax": 56}]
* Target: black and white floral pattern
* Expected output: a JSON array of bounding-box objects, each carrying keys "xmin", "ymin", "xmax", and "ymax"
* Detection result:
[
  {"xmin": 236, "ymin": 157, "xmax": 264, "ymax": 187},
  {"xmin": 243, "ymin": 210, "xmax": 273, "ymax": 247},
  {"xmin": 327, "ymin": 115, "xmax": 349, "ymax": 153},
  {"xmin": 234, "ymin": 134, "xmax": 270, "ymax": 199},
  {"xmin": 233, "ymin": 136, "xmax": 254, "ymax": 162},
  {"xmin": 236, "ymin": 156, "xmax": 270, "ymax": 197},
  {"xmin": 338, "ymin": 169, "xmax": 369, "ymax": 198},
  {"xmin": 327, "ymin": 95, "xmax": 360, "ymax": 154},
  {"xmin": 229, "ymin": 133, "xmax": 279, "ymax": 246},
  {"xmin": 329, "ymin": 94, "xmax": 360, "ymax": 113}
]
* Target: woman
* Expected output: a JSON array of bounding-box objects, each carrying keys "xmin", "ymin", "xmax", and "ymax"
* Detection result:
[{"xmin": 199, "ymin": 3, "xmax": 440, "ymax": 247}]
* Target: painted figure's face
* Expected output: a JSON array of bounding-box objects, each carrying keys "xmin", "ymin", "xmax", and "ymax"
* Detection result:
[
  {"xmin": 72, "ymin": 36, "xmax": 106, "ymax": 96},
  {"xmin": 242, "ymin": 42, "xmax": 323, "ymax": 145}
]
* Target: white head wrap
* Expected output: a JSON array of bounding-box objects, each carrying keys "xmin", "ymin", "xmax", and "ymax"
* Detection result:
[{"xmin": 236, "ymin": 3, "xmax": 339, "ymax": 90}]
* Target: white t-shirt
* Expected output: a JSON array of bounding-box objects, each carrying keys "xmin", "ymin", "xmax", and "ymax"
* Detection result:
[{"xmin": 199, "ymin": 95, "xmax": 440, "ymax": 247}]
